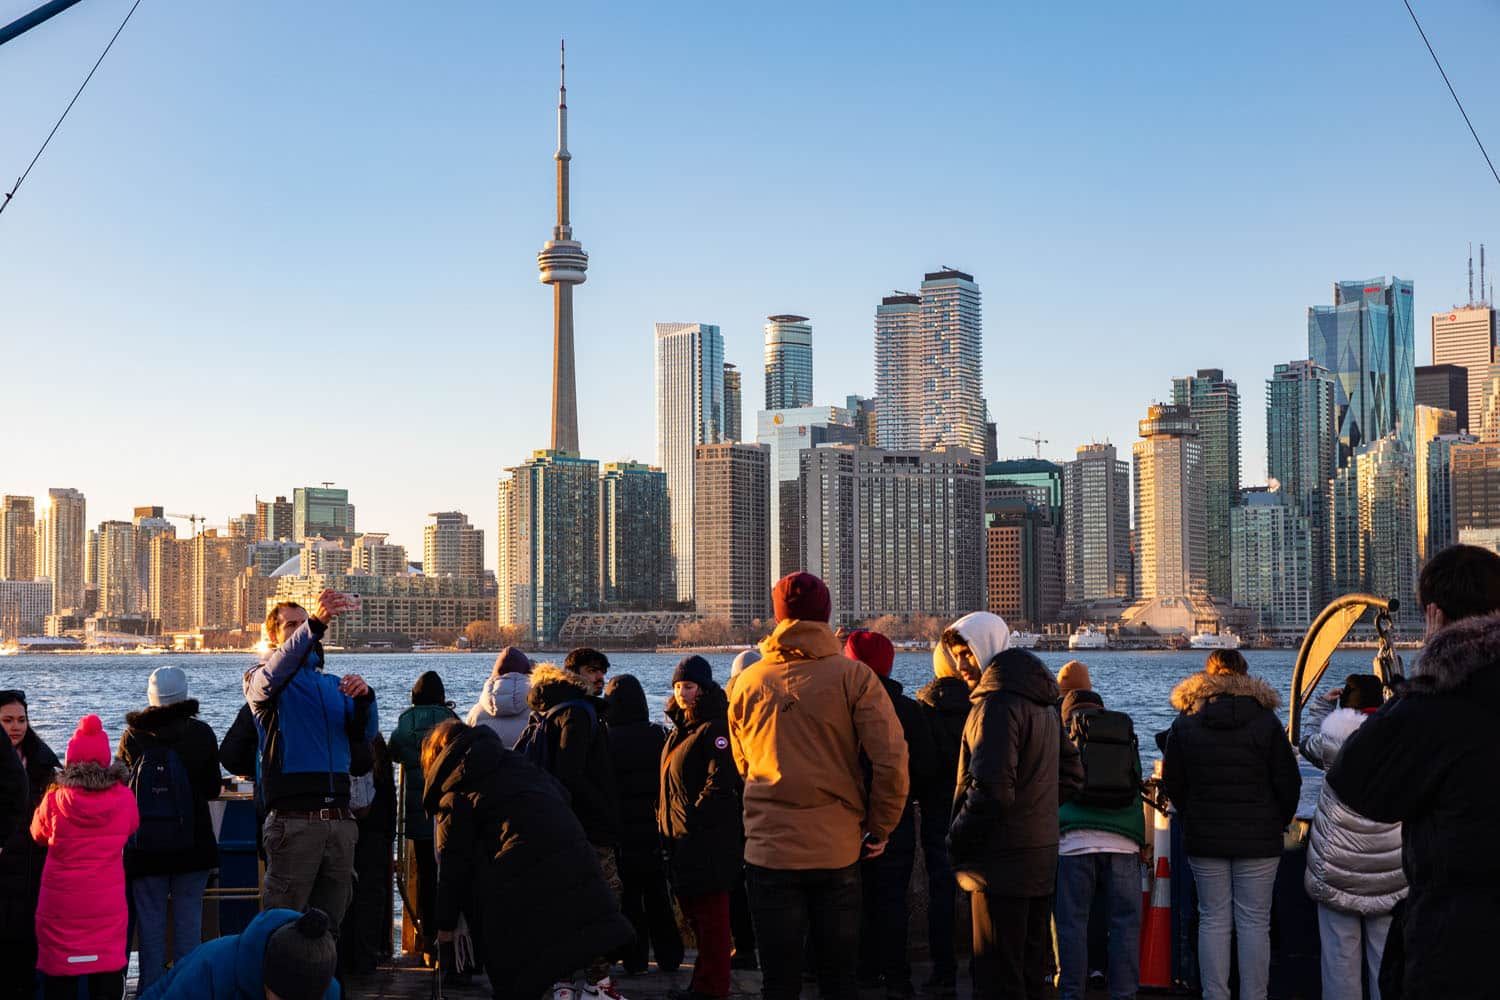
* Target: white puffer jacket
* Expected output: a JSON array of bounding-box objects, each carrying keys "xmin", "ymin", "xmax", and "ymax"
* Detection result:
[
  {"xmin": 1299, "ymin": 700, "xmax": 1407, "ymax": 915},
  {"xmin": 465, "ymin": 672, "xmax": 532, "ymax": 749}
]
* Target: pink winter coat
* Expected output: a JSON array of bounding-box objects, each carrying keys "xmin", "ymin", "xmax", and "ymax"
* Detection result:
[{"xmin": 29, "ymin": 761, "xmax": 138, "ymax": 976}]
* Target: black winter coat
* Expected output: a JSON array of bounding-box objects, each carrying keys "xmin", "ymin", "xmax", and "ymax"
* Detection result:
[
  {"xmin": 1329, "ymin": 613, "xmax": 1500, "ymax": 1000},
  {"xmin": 878, "ymin": 676, "xmax": 939, "ymax": 805},
  {"xmin": 0, "ymin": 730, "xmax": 59, "ymax": 946},
  {"xmin": 949, "ymin": 649, "xmax": 1083, "ymax": 896},
  {"xmin": 918, "ymin": 676, "xmax": 970, "ymax": 810},
  {"xmin": 424, "ymin": 725, "xmax": 633, "ymax": 998},
  {"xmin": 118, "ymin": 699, "xmax": 223, "ymax": 877},
  {"xmin": 603, "ymin": 675, "xmax": 669, "ymax": 870},
  {"xmin": 1161, "ymin": 670, "xmax": 1300, "ymax": 859},
  {"xmin": 527, "ymin": 664, "xmax": 621, "ymax": 847},
  {"xmin": 218, "ymin": 703, "xmax": 258, "ymax": 780},
  {"xmin": 659, "ymin": 684, "xmax": 742, "ymax": 897}
]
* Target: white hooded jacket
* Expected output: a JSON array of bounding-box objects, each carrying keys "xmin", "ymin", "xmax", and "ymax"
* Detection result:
[{"xmin": 465, "ymin": 672, "xmax": 532, "ymax": 749}]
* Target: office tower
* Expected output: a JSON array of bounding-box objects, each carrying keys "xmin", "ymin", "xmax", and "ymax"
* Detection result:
[
  {"xmin": 599, "ymin": 462, "xmax": 671, "ymax": 608},
  {"xmin": 0, "ymin": 580, "xmax": 51, "ymax": 637},
  {"xmin": 1475, "ymin": 359, "xmax": 1500, "ymax": 442},
  {"xmin": 723, "ymin": 363, "xmax": 742, "ymax": 443},
  {"xmin": 352, "ymin": 533, "xmax": 408, "ymax": 576},
  {"xmin": 764, "ymin": 315, "xmax": 813, "ymax": 410},
  {"xmin": 293, "ymin": 486, "xmax": 355, "ymax": 543},
  {"xmin": 1431, "ymin": 305, "xmax": 1496, "ymax": 433},
  {"xmin": 655, "ymin": 322, "xmax": 725, "ymax": 602},
  {"xmin": 985, "ymin": 497, "xmax": 1062, "ymax": 628},
  {"xmin": 255, "ymin": 496, "xmax": 294, "ymax": 541},
  {"xmin": 801, "ymin": 445, "xmax": 984, "ymax": 623},
  {"xmin": 985, "ymin": 418, "xmax": 999, "ymax": 467},
  {"xmin": 1330, "ymin": 436, "xmax": 1418, "ymax": 625},
  {"xmin": 149, "ymin": 536, "xmax": 194, "ymax": 632},
  {"xmin": 498, "ymin": 450, "xmax": 599, "ymax": 642},
  {"xmin": 1132, "ymin": 404, "xmax": 1207, "ymax": 600},
  {"xmin": 424, "ymin": 512, "xmax": 484, "ymax": 579},
  {"xmin": 1308, "ymin": 277, "xmax": 1415, "ymax": 465},
  {"xmin": 986, "ymin": 459, "xmax": 1064, "ymax": 526},
  {"xmin": 40, "ymin": 488, "xmax": 86, "ymax": 612},
  {"xmin": 1416, "ymin": 364, "xmax": 1471, "ymax": 433},
  {"xmin": 919, "ymin": 269, "xmax": 986, "ymax": 453},
  {"xmin": 195, "ymin": 530, "xmax": 248, "ymax": 630},
  {"xmin": 1231, "ymin": 487, "xmax": 1313, "ymax": 630},
  {"xmin": 1172, "ymin": 369, "xmax": 1241, "ymax": 599},
  {"xmin": 1451, "ymin": 441, "xmax": 1500, "ymax": 535},
  {"xmin": 1415, "ymin": 406, "xmax": 1459, "ymax": 561},
  {"xmin": 1, "ymin": 497, "xmax": 35, "ymax": 582},
  {"xmin": 693, "ymin": 443, "xmax": 770, "ymax": 626},
  {"xmin": 538, "ymin": 43, "xmax": 589, "ymax": 455},
  {"xmin": 845, "ymin": 395, "xmax": 879, "ymax": 447},
  {"xmin": 1266, "ymin": 360, "xmax": 1338, "ymax": 608},
  {"xmin": 1063, "ymin": 443, "xmax": 1132, "ymax": 602},
  {"xmin": 1426, "ymin": 431, "xmax": 1478, "ymax": 556},
  {"xmin": 874, "ymin": 293, "xmax": 922, "ymax": 449},
  {"xmin": 95, "ymin": 521, "xmax": 137, "ymax": 616},
  {"xmin": 756, "ymin": 406, "xmax": 862, "ymax": 581}
]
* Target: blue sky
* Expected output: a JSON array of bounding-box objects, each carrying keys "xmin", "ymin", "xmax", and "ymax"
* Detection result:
[{"xmin": 2, "ymin": 1, "xmax": 1497, "ymax": 553}]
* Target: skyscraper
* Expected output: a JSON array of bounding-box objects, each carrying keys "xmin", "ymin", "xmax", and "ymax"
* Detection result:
[
  {"xmin": 1425, "ymin": 431, "xmax": 1477, "ymax": 557},
  {"xmin": 1430, "ymin": 305, "xmax": 1496, "ymax": 434},
  {"xmin": 537, "ymin": 42, "xmax": 589, "ymax": 455},
  {"xmin": 693, "ymin": 443, "xmax": 770, "ymax": 627},
  {"xmin": 150, "ymin": 536, "xmax": 194, "ymax": 633},
  {"xmin": 1132, "ymin": 404, "xmax": 1207, "ymax": 600},
  {"xmin": 985, "ymin": 497, "xmax": 1062, "ymax": 628},
  {"xmin": 195, "ymin": 529, "xmax": 248, "ymax": 631},
  {"xmin": 41, "ymin": 488, "xmax": 86, "ymax": 613},
  {"xmin": 255, "ymin": 496, "xmax": 294, "ymax": 541},
  {"xmin": 874, "ymin": 292, "xmax": 923, "ymax": 450},
  {"xmin": 598, "ymin": 462, "xmax": 671, "ymax": 608},
  {"xmin": 919, "ymin": 269, "xmax": 986, "ymax": 453},
  {"xmin": 293, "ymin": 486, "xmax": 355, "ymax": 543},
  {"xmin": 1, "ymin": 496, "xmax": 35, "ymax": 581},
  {"xmin": 96, "ymin": 520, "xmax": 137, "ymax": 617},
  {"xmin": 723, "ymin": 362, "xmax": 742, "ymax": 443},
  {"xmin": 1172, "ymin": 369, "xmax": 1240, "ymax": 600},
  {"xmin": 756, "ymin": 406, "xmax": 861, "ymax": 581},
  {"xmin": 497, "ymin": 450, "xmax": 599, "ymax": 642},
  {"xmin": 655, "ymin": 321, "xmax": 725, "ymax": 602},
  {"xmin": 1266, "ymin": 360, "xmax": 1338, "ymax": 608},
  {"xmin": 423, "ymin": 512, "xmax": 484, "ymax": 579},
  {"xmin": 1062, "ymin": 443, "xmax": 1131, "ymax": 602},
  {"xmin": 1308, "ymin": 277, "xmax": 1416, "ymax": 465},
  {"xmin": 1416, "ymin": 364, "xmax": 1470, "ymax": 433},
  {"xmin": 764, "ymin": 315, "xmax": 813, "ymax": 411},
  {"xmin": 1415, "ymin": 405, "xmax": 1459, "ymax": 561},
  {"xmin": 845, "ymin": 394, "xmax": 879, "ymax": 447},
  {"xmin": 1330, "ymin": 435, "xmax": 1418, "ymax": 626},
  {"xmin": 132, "ymin": 508, "xmax": 173, "ymax": 619},
  {"xmin": 1451, "ymin": 441, "xmax": 1500, "ymax": 536},
  {"xmin": 1230, "ymin": 487, "xmax": 1313, "ymax": 630}
]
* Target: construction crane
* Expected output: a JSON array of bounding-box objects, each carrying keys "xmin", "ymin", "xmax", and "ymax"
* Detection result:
[
  {"xmin": 166, "ymin": 513, "xmax": 206, "ymax": 537},
  {"xmin": 1018, "ymin": 432, "xmax": 1049, "ymax": 459}
]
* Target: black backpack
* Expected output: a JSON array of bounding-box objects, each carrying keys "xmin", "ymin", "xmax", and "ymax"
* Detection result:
[
  {"xmin": 515, "ymin": 699, "xmax": 598, "ymax": 773},
  {"xmin": 1070, "ymin": 707, "xmax": 1140, "ymax": 810},
  {"xmin": 128, "ymin": 744, "xmax": 196, "ymax": 853}
]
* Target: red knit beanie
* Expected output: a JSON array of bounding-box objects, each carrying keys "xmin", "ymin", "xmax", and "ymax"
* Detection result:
[
  {"xmin": 66, "ymin": 714, "xmax": 111, "ymax": 768},
  {"xmin": 844, "ymin": 630, "xmax": 895, "ymax": 678},
  {"xmin": 772, "ymin": 572, "xmax": 832, "ymax": 623}
]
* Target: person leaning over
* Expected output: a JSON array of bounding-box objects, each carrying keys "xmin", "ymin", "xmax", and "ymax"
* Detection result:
[{"xmin": 243, "ymin": 590, "xmax": 378, "ymax": 930}]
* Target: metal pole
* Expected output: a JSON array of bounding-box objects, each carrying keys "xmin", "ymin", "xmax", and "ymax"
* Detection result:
[{"xmin": 0, "ymin": 0, "xmax": 89, "ymax": 48}]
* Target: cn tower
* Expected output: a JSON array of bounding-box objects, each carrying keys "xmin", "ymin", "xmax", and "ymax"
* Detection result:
[{"xmin": 537, "ymin": 40, "xmax": 588, "ymax": 454}]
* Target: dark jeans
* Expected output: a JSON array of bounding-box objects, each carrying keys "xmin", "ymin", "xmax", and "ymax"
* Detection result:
[
  {"xmin": 407, "ymin": 837, "xmax": 438, "ymax": 957},
  {"xmin": 859, "ymin": 806, "xmax": 917, "ymax": 988},
  {"xmin": 340, "ymin": 825, "xmax": 393, "ymax": 973},
  {"xmin": 730, "ymin": 868, "xmax": 758, "ymax": 964},
  {"xmin": 1055, "ymin": 852, "xmax": 1141, "ymax": 1000},
  {"xmin": 41, "ymin": 971, "xmax": 124, "ymax": 1000},
  {"xmin": 972, "ymin": 892, "xmax": 1052, "ymax": 1000},
  {"xmin": 918, "ymin": 795, "xmax": 958, "ymax": 983},
  {"xmin": 618, "ymin": 854, "xmax": 683, "ymax": 973},
  {"xmin": 746, "ymin": 863, "xmax": 861, "ymax": 1000}
]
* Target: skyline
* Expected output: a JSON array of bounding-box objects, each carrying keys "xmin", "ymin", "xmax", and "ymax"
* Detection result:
[{"xmin": 5, "ymin": 2, "xmax": 1500, "ymax": 552}]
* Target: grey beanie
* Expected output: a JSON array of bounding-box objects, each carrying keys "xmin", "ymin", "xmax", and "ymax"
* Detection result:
[
  {"xmin": 147, "ymin": 666, "xmax": 189, "ymax": 707},
  {"xmin": 262, "ymin": 909, "xmax": 337, "ymax": 1000}
]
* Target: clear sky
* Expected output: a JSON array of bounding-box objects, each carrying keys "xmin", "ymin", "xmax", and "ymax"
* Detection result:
[{"xmin": 3, "ymin": 1, "xmax": 1498, "ymax": 554}]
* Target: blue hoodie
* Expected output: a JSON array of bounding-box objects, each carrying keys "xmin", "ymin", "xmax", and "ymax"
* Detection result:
[{"xmin": 137, "ymin": 909, "xmax": 340, "ymax": 1000}]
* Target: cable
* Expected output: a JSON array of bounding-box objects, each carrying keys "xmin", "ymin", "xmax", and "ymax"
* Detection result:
[
  {"xmin": 0, "ymin": 0, "xmax": 145, "ymax": 218},
  {"xmin": 1403, "ymin": 0, "xmax": 1500, "ymax": 190}
]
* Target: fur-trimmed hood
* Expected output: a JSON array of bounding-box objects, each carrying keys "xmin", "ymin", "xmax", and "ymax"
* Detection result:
[
  {"xmin": 1415, "ymin": 612, "xmax": 1500, "ymax": 693},
  {"xmin": 527, "ymin": 663, "xmax": 599, "ymax": 712},
  {"xmin": 124, "ymin": 698, "xmax": 201, "ymax": 732},
  {"xmin": 1171, "ymin": 670, "xmax": 1281, "ymax": 715},
  {"xmin": 55, "ymin": 760, "xmax": 130, "ymax": 791}
]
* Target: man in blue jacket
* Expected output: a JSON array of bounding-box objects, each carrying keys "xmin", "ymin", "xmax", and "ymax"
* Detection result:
[
  {"xmin": 138, "ymin": 907, "xmax": 340, "ymax": 999},
  {"xmin": 244, "ymin": 590, "xmax": 377, "ymax": 931}
]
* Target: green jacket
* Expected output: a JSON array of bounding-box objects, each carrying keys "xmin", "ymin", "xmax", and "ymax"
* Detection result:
[
  {"xmin": 1059, "ymin": 796, "xmax": 1146, "ymax": 846},
  {"xmin": 389, "ymin": 703, "xmax": 458, "ymax": 840}
]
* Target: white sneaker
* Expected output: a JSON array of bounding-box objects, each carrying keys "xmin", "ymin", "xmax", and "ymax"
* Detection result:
[
  {"xmin": 551, "ymin": 983, "xmax": 578, "ymax": 1000},
  {"xmin": 586, "ymin": 978, "xmax": 629, "ymax": 1000}
]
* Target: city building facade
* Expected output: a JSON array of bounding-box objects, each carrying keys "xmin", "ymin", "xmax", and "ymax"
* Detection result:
[
  {"xmin": 1, "ymin": 496, "xmax": 35, "ymax": 582},
  {"xmin": 1062, "ymin": 443, "xmax": 1132, "ymax": 602},
  {"xmin": 1416, "ymin": 363, "xmax": 1471, "ymax": 434},
  {"xmin": 255, "ymin": 496, "xmax": 294, "ymax": 541},
  {"xmin": 195, "ymin": 530, "xmax": 248, "ymax": 631},
  {"xmin": 352, "ymin": 533, "xmax": 409, "ymax": 577},
  {"xmin": 498, "ymin": 450, "xmax": 599, "ymax": 642},
  {"xmin": 1172, "ymin": 369, "xmax": 1241, "ymax": 600},
  {"xmin": 1308, "ymin": 277, "xmax": 1415, "ymax": 465},
  {"xmin": 598, "ymin": 461, "xmax": 671, "ymax": 608},
  {"xmin": 723, "ymin": 362, "xmax": 742, "ymax": 443},
  {"xmin": 692, "ymin": 443, "xmax": 770, "ymax": 627},
  {"xmin": 655, "ymin": 321, "xmax": 725, "ymax": 602},
  {"xmin": 756, "ymin": 406, "xmax": 862, "ymax": 582},
  {"xmin": 1430, "ymin": 305, "xmax": 1496, "ymax": 435},
  {"xmin": 985, "ymin": 497, "xmax": 1062, "ymax": 629},
  {"xmin": 0, "ymin": 580, "xmax": 52, "ymax": 638},
  {"xmin": 1425, "ymin": 431, "xmax": 1478, "ymax": 558},
  {"xmin": 1230, "ymin": 487, "xmax": 1313, "ymax": 630},
  {"xmin": 764, "ymin": 314, "xmax": 813, "ymax": 411},
  {"xmin": 1330, "ymin": 435, "xmax": 1418, "ymax": 626},
  {"xmin": 423, "ymin": 511, "xmax": 484, "ymax": 579},
  {"xmin": 918, "ymin": 269, "xmax": 986, "ymax": 454},
  {"xmin": 96, "ymin": 521, "xmax": 137, "ymax": 617},
  {"xmin": 269, "ymin": 574, "xmax": 495, "ymax": 646},
  {"xmin": 1132, "ymin": 404, "xmax": 1207, "ymax": 600},
  {"xmin": 874, "ymin": 293, "xmax": 923, "ymax": 450},
  {"xmin": 1415, "ymin": 406, "xmax": 1459, "ymax": 562},
  {"xmin": 41, "ymin": 488, "xmax": 86, "ymax": 613},
  {"xmin": 293, "ymin": 486, "xmax": 355, "ymax": 543},
  {"xmin": 1266, "ymin": 360, "xmax": 1338, "ymax": 609}
]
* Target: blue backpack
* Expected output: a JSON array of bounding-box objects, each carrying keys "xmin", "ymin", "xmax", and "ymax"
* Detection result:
[
  {"xmin": 515, "ymin": 699, "xmax": 598, "ymax": 773},
  {"xmin": 128, "ymin": 745, "xmax": 196, "ymax": 853}
]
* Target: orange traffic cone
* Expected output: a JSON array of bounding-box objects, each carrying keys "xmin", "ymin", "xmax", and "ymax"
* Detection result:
[{"xmin": 1138, "ymin": 853, "xmax": 1173, "ymax": 988}]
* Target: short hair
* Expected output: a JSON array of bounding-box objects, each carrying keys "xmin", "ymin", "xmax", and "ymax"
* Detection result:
[
  {"xmin": 264, "ymin": 601, "xmax": 305, "ymax": 638},
  {"xmin": 421, "ymin": 719, "xmax": 468, "ymax": 776},
  {"xmin": 1417, "ymin": 544, "xmax": 1500, "ymax": 624},
  {"xmin": 565, "ymin": 647, "xmax": 610, "ymax": 674},
  {"xmin": 1205, "ymin": 648, "xmax": 1248, "ymax": 676}
]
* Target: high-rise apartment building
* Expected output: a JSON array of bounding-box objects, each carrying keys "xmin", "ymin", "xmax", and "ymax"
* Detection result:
[
  {"xmin": 1430, "ymin": 305, "xmax": 1496, "ymax": 434},
  {"xmin": 693, "ymin": 444, "xmax": 770, "ymax": 627},
  {"xmin": 1308, "ymin": 277, "xmax": 1415, "ymax": 465},
  {"xmin": 1063, "ymin": 443, "xmax": 1131, "ymax": 602},
  {"xmin": 655, "ymin": 322, "xmax": 725, "ymax": 602},
  {"xmin": 1172, "ymin": 369, "xmax": 1240, "ymax": 600},
  {"xmin": 255, "ymin": 496, "xmax": 294, "ymax": 541},
  {"xmin": 801, "ymin": 445, "xmax": 985, "ymax": 624},
  {"xmin": 95, "ymin": 521, "xmax": 137, "ymax": 616},
  {"xmin": 1425, "ymin": 431, "xmax": 1478, "ymax": 557},
  {"xmin": 41, "ymin": 488, "xmax": 86, "ymax": 613},
  {"xmin": 132, "ymin": 507, "xmax": 173, "ymax": 618},
  {"xmin": 1415, "ymin": 406, "xmax": 1459, "ymax": 561},
  {"xmin": 985, "ymin": 497, "xmax": 1062, "ymax": 629},
  {"xmin": 756, "ymin": 406, "xmax": 862, "ymax": 582},
  {"xmin": 293, "ymin": 486, "xmax": 355, "ymax": 543},
  {"xmin": 84, "ymin": 530, "xmax": 99, "ymax": 590},
  {"xmin": 1230, "ymin": 487, "xmax": 1313, "ymax": 630},
  {"xmin": 1, "ymin": 497, "xmax": 35, "ymax": 581},
  {"xmin": 195, "ymin": 530, "xmax": 248, "ymax": 630},
  {"xmin": 599, "ymin": 462, "xmax": 671, "ymax": 608},
  {"xmin": 268, "ymin": 574, "xmax": 495, "ymax": 647},
  {"xmin": 918, "ymin": 269, "xmax": 985, "ymax": 454},
  {"xmin": 423, "ymin": 512, "xmax": 484, "ymax": 579},
  {"xmin": 352, "ymin": 533, "xmax": 408, "ymax": 577},
  {"xmin": 498, "ymin": 450, "xmax": 599, "ymax": 642},
  {"xmin": 723, "ymin": 363, "xmax": 742, "ymax": 443},
  {"xmin": 1132, "ymin": 404, "xmax": 1207, "ymax": 600},
  {"xmin": 1474, "ymin": 360, "xmax": 1500, "ymax": 443},
  {"xmin": 1416, "ymin": 364, "xmax": 1470, "ymax": 433},
  {"xmin": 1330, "ymin": 435, "xmax": 1418, "ymax": 627},
  {"xmin": 1266, "ymin": 360, "xmax": 1338, "ymax": 608},
  {"xmin": 0, "ymin": 580, "xmax": 51, "ymax": 637},
  {"xmin": 149, "ymin": 536, "xmax": 194, "ymax": 632},
  {"xmin": 874, "ymin": 293, "xmax": 923, "ymax": 450},
  {"xmin": 764, "ymin": 315, "xmax": 813, "ymax": 411}
]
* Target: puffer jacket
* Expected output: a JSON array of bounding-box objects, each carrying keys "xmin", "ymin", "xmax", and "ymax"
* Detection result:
[
  {"xmin": 603, "ymin": 675, "xmax": 669, "ymax": 870},
  {"xmin": 917, "ymin": 675, "xmax": 971, "ymax": 811},
  {"xmin": 526, "ymin": 664, "xmax": 620, "ymax": 847},
  {"xmin": 660, "ymin": 683, "xmax": 742, "ymax": 897},
  {"xmin": 1298, "ymin": 698, "xmax": 1405, "ymax": 916},
  {"xmin": 137, "ymin": 908, "xmax": 340, "ymax": 999},
  {"xmin": 0, "ymin": 730, "xmax": 59, "ymax": 947},
  {"xmin": 466, "ymin": 673, "xmax": 532, "ymax": 749}
]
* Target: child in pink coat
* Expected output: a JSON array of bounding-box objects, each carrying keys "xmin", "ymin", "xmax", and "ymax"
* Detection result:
[{"xmin": 29, "ymin": 714, "xmax": 139, "ymax": 1000}]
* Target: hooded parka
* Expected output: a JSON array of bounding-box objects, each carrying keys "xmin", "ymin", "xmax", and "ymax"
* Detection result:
[
  {"xmin": 659, "ymin": 683, "xmax": 743, "ymax": 897},
  {"xmin": 525, "ymin": 664, "xmax": 621, "ymax": 847},
  {"xmin": 0, "ymin": 727, "xmax": 59, "ymax": 954},
  {"xmin": 136, "ymin": 907, "xmax": 340, "ymax": 1000},
  {"xmin": 603, "ymin": 675, "xmax": 668, "ymax": 870},
  {"xmin": 118, "ymin": 699, "xmax": 222, "ymax": 877},
  {"xmin": 388, "ymin": 672, "xmax": 458, "ymax": 841},
  {"xmin": 466, "ymin": 673, "xmax": 532, "ymax": 749}
]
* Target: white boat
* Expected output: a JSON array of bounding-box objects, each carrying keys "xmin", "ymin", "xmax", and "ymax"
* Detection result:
[
  {"xmin": 1189, "ymin": 629, "xmax": 1241, "ymax": 650},
  {"xmin": 1009, "ymin": 631, "xmax": 1041, "ymax": 649},
  {"xmin": 1067, "ymin": 626, "xmax": 1109, "ymax": 651}
]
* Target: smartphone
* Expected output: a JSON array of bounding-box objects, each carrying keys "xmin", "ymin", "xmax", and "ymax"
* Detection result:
[{"xmin": 339, "ymin": 592, "xmax": 362, "ymax": 610}]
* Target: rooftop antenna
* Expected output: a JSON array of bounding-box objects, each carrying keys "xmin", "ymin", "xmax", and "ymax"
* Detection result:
[
  {"xmin": 1469, "ymin": 242, "xmax": 1475, "ymax": 304},
  {"xmin": 1482, "ymin": 243, "xmax": 1487, "ymax": 304}
]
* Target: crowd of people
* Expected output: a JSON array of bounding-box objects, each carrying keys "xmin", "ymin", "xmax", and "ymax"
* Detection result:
[{"xmin": 1, "ymin": 547, "xmax": 1499, "ymax": 999}]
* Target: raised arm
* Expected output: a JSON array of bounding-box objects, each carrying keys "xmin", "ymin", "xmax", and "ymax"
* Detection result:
[{"xmin": 243, "ymin": 618, "xmax": 322, "ymax": 710}]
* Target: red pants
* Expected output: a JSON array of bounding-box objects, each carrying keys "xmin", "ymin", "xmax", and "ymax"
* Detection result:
[{"xmin": 679, "ymin": 890, "xmax": 732, "ymax": 998}]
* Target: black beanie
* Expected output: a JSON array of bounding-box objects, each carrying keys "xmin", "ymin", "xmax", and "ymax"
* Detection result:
[
  {"xmin": 262, "ymin": 909, "xmax": 337, "ymax": 1000},
  {"xmin": 672, "ymin": 655, "xmax": 714, "ymax": 688},
  {"xmin": 1340, "ymin": 674, "xmax": 1384, "ymax": 711},
  {"xmin": 411, "ymin": 670, "xmax": 446, "ymax": 706}
]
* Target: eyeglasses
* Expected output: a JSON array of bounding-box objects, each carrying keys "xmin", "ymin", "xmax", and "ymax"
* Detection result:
[{"xmin": 0, "ymin": 689, "xmax": 25, "ymax": 707}]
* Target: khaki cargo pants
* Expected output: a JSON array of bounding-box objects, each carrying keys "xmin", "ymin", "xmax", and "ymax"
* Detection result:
[{"xmin": 262, "ymin": 812, "xmax": 359, "ymax": 931}]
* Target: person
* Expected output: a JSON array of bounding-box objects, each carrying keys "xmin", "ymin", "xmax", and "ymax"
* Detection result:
[
  {"xmin": 1161, "ymin": 649, "xmax": 1300, "ymax": 1000},
  {"xmin": 466, "ymin": 647, "xmax": 534, "ymax": 747},
  {"xmin": 244, "ymin": 592, "xmax": 379, "ymax": 931},
  {"xmin": 0, "ymin": 689, "xmax": 60, "ymax": 1000},
  {"xmin": 339, "ymin": 733, "xmax": 395, "ymax": 975},
  {"xmin": 914, "ymin": 645, "xmax": 972, "ymax": 998},
  {"xmin": 422, "ymin": 720, "xmax": 634, "ymax": 1000},
  {"xmin": 727, "ymin": 571, "xmax": 908, "ymax": 1000},
  {"xmin": 387, "ymin": 670, "xmax": 458, "ymax": 967},
  {"xmin": 116, "ymin": 666, "xmax": 222, "ymax": 990},
  {"xmin": 566, "ymin": 647, "xmax": 612, "ymax": 695},
  {"xmin": 1298, "ymin": 674, "xmax": 1405, "ymax": 1000},
  {"xmin": 30, "ymin": 714, "xmax": 139, "ymax": 1000},
  {"xmin": 1328, "ymin": 543, "xmax": 1500, "ymax": 999},
  {"xmin": 603, "ymin": 674, "xmax": 683, "ymax": 976},
  {"xmin": 525, "ymin": 660, "xmax": 625, "ymax": 996},
  {"xmin": 844, "ymin": 629, "xmax": 937, "ymax": 1000},
  {"xmin": 138, "ymin": 906, "xmax": 340, "ymax": 999},
  {"xmin": 944, "ymin": 612, "xmax": 1084, "ymax": 1000},
  {"xmin": 723, "ymin": 647, "xmax": 761, "ymax": 971},
  {"xmin": 1053, "ymin": 675, "xmax": 1144, "ymax": 1000},
  {"xmin": 659, "ymin": 657, "xmax": 742, "ymax": 1000}
]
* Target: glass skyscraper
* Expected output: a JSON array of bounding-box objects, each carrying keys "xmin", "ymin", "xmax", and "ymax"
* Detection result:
[
  {"xmin": 1266, "ymin": 360, "xmax": 1337, "ymax": 609},
  {"xmin": 763, "ymin": 315, "xmax": 813, "ymax": 411},
  {"xmin": 1172, "ymin": 369, "xmax": 1241, "ymax": 600},
  {"xmin": 293, "ymin": 486, "xmax": 355, "ymax": 544},
  {"xmin": 756, "ymin": 406, "xmax": 861, "ymax": 582},
  {"xmin": 655, "ymin": 322, "xmax": 725, "ymax": 602},
  {"xmin": 1308, "ymin": 277, "xmax": 1416, "ymax": 466}
]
